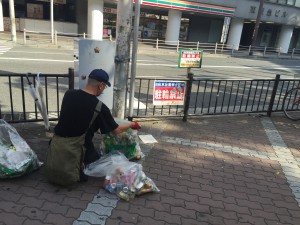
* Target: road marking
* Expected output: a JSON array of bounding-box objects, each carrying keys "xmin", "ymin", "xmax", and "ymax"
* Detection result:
[
  {"xmin": 0, "ymin": 46, "xmax": 12, "ymax": 55},
  {"xmin": 135, "ymin": 62, "xmax": 300, "ymax": 71},
  {"xmin": 0, "ymin": 57, "xmax": 73, "ymax": 63},
  {"xmin": 9, "ymin": 50, "xmax": 72, "ymax": 55},
  {"xmin": 1, "ymin": 57, "xmax": 300, "ymax": 73}
]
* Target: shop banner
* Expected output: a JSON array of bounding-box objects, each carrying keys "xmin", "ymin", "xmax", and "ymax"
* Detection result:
[
  {"xmin": 178, "ymin": 50, "xmax": 203, "ymax": 68},
  {"xmin": 153, "ymin": 80, "xmax": 186, "ymax": 106}
]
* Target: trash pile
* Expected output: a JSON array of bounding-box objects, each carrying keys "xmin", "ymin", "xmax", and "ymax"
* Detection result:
[
  {"xmin": 84, "ymin": 152, "xmax": 159, "ymax": 201},
  {"xmin": 0, "ymin": 119, "xmax": 42, "ymax": 179}
]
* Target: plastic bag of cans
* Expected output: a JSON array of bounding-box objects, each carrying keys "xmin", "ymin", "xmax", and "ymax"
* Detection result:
[
  {"xmin": 102, "ymin": 163, "xmax": 159, "ymax": 201},
  {"xmin": 84, "ymin": 152, "xmax": 159, "ymax": 201}
]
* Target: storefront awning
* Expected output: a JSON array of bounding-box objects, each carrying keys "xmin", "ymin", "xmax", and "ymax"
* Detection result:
[{"xmin": 136, "ymin": 0, "xmax": 235, "ymax": 17}]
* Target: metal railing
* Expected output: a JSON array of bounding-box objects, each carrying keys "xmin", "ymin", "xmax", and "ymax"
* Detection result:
[
  {"xmin": 137, "ymin": 38, "xmax": 300, "ymax": 59},
  {"xmin": 2, "ymin": 30, "xmax": 300, "ymax": 58},
  {"xmin": 0, "ymin": 69, "xmax": 74, "ymax": 123},
  {"xmin": 1, "ymin": 71, "xmax": 299, "ymax": 123},
  {"xmin": 21, "ymin": 29, "xmax": 112, "ymax": 48},
  {"xmin": 128, "ymin": 74, "xmax": 300, "ymax": 120}
]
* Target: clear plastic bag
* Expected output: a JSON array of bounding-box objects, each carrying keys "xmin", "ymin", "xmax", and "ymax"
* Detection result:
[
  {"xmin": 84, "ymin": 152, "xmax": 159, "ymax": 201},
  {"xmin": 0, "ymin": 119, "xmax": 42, "ymax": 179},
  {"xmin": 102, "ymin": 118, "xmax": 143, "ymax": 159},
  {"xmin": 83, "ymin": 151, "xmax": 136, "ymax": 177}
]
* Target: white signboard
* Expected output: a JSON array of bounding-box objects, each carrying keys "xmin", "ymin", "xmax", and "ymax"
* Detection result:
[{"xmin": 78, "ymin": 39, "xmax": 116, "ymax": 109}]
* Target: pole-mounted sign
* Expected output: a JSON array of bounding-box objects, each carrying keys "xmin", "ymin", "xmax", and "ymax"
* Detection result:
[{"xmin": 178, "ymin": 50, "xmax": 203, "ymax": 68}]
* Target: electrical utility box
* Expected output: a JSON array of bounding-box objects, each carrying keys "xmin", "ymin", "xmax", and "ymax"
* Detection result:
[{"xmin": 75, "ymin": 39, "xmax": 116, "ymax": 109}]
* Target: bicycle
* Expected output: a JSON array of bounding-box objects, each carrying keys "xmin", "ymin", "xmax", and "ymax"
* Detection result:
[{"xmin": 283, "ymin": 86, "xmax": 300, "ymax": 121}]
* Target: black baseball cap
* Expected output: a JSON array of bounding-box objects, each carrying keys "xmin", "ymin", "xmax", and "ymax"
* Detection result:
[{"xmin": 89, "ymin": 69, "xmax": 111, "ymax": 87}]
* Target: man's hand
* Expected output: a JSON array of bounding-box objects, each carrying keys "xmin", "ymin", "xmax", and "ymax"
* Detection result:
[{"xmin": 131, "ymin": 121, "xmax": 141, "ymax": 130}]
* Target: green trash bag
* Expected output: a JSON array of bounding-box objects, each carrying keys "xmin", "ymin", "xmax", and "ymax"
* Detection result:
[
  {"xmin": 0, "ymin": 119, "xmax": 42, "ymax": 179},
  {"xmin": 102, "ymin": 118, "xmax": 143, "ymax": 160}
]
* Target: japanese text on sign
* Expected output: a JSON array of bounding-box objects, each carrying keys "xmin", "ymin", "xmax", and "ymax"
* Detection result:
[
  {"xmin": 153, "ymin": 81, "xmax": 186, "ymax": 106},
  {"xmin": 178, "ymin": 50, "xmax": 203, "ymax": 68}
]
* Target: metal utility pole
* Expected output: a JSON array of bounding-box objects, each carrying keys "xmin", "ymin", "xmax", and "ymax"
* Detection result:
[
  {"xmin": 128, "ymin": 0, "xmax": 140, "ymax": 118},
  {"xmin": 8, "ymin": 0, "xmax": 16, "ymax": 42},
  {"xmin": 50, "ymin": 0, "xmax": 54, "ymax": 43},
  {"xmin": 249, "ymin": 0, "xmax": 264, "ymax": 55},
  {"xmin": 113, "ymin": 0, "xmax": 133, "ymax": 118}
]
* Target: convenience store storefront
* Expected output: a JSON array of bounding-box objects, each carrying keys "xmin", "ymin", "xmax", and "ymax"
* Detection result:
[
  {"xmin": 1, "ymin": 0, "xmax": 234, "ymax": 43},
  {"xmin": 103, "ymin": 6, "xmax": 190, "ymax": 40}
]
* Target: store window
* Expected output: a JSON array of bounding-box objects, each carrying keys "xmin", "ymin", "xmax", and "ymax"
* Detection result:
[
  {"xmin": 27, "ymin": 3, "xmax": 43, "ymax": 19},
  {"xmin": 140, "ymin": 13, "xmax": 162, "ymax": 39},
  {"xmin": 139, "ymin": 13, "xmax": 189, "ymax": 40},
  {"xmin": 266, "ymin": 0, "xmax": 278, "ymax": 3},
  {"xmin": 266, "ymin": 0, "xmax": 296, "ymax": 5},
  {"xmin": 103, "ymin": 7, "xmax": 117, "ymax": 38},
  {"xmin": 287, "ymin": 0, "xmax": 296, "ymax": 5},
  {"xmin": 278, "ymin": 0, "xmax": 287, "ymax": 4},
  {"xmin": 102, "ymin": 7, "xmax": 189, "ymax": 40}
]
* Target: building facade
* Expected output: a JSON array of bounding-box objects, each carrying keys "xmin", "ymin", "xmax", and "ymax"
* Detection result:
[{"xmin": 1, "ymin": 0, "xmax": 300, "ymax": 53}]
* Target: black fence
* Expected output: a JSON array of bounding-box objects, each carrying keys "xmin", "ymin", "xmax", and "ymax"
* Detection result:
[
  {"xmin": 130, "ymin": 74, "xmax": 300, "ymax": 119},
  {"xmin": 0, "ymin": 69, "xmax": 74, "ymax": 123},
  {"xmin": 0, "ymin": 71, "xmax": 299, "ymax": 123}
]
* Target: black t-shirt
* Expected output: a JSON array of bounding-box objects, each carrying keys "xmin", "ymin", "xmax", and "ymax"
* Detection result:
[{"xmin": 54, "ymin": 89, "xmax": 118, "ymax": 137}]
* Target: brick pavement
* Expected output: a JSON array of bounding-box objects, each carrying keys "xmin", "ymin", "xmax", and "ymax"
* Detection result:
[{"xmin": 0, "ymin": 113, "xmax": 300, "ymax": 225}]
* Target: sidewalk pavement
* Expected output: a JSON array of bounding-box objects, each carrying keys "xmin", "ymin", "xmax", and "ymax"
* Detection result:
[{"xmin": 1, "ymin": 113, "xmax": 300, "ymax": 225}]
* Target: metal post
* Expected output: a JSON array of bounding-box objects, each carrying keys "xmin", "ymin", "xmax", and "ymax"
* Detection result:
[
  {"xmin": 267, "ymin": 74, "xmax": 280, "ymax": 117},
  {"xmin": 231, "ymin": 45, "xmax": 234, "ymax": 55},
  {"xmin": 215, "ymin": 43, "xmax": 218, "ymax": 54},
  {"xmin": 183, "ymin": 73, "xmax": 193, "ymax": 122},
  {"xmin": 50, "ymin": 0, "xmax": 54, "ymax": 43},
  {"xmin": 278, "ymin": 47, "xmax": 281, "ymax": 57},
  {"xmin": 129, "ymin": 0, "xmax": 140, "ymax": 118},
  {"xmin": 249, "ymin": 45, "xmax": 252, "ymax": 54},
  {"xmin": 263, "ymin": 46, "xmax": 266, "ymax": 57},
  {"xmin": 292, "ymin": 48, "xmax": 295, "ymax": 59},
  {"xmin": 54, "ymin": 30, "xmax": 57, "ymax": 45},
  {"xmin": 83, "ymin": 32, "xmax": 86, "ymax": 39},
  {"xmin": 221, "ymin": 42, "xmax": 224, "ymax": 54},
  {"xmin": 196, "ymin": 41, "xmax": 199, "ymax": 50},
  {"xmin": 177, "ymin": 40, "xmax": 179, "ymax": 52},
  {"xmin": 68, "ymin": 68, "xmax": 74, "ymax": 90},
  {"xmin": 156, "ymin": 38, "xmax": 158, "ymax": 50},
  {"xmin": 113, "ymin": 0, "xmax": 133, "ymax": 118},
  {"xmin": 8, "ymin": 0, "xmax": 16, "ymax": 42},
  {"xmin": 23, "ymin": 28, "xmax": 26, "ymax": 45}
]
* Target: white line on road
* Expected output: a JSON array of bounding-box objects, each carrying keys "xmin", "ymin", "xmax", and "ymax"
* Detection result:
[
  {"xmin": 137, "ymin": 63, "xmax": 300, "ymax": 71},
  {"xmin": 0, "ymin": 46, "xmax": 12, "ymax": 55},
  {"xmin": 9, "ymin": 50, "xmax": 72, "ymax": 55},
  {"xmin": 1, "ymin": 57, "xmax": 300, "ymax": 72},
  {"xmin": 0, "ymin": 57, "xmax": 73, "ymax": 63}
]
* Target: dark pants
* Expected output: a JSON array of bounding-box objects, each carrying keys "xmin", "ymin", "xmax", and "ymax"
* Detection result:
[{"xmin": 83, "ymin": 129, "xmax": 100, "ymax": 165}]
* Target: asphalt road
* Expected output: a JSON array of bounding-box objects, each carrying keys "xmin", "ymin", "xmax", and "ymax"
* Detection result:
[
  {"xmin": 0, "ymin": 45, "xmax": 299, "ymax": 119},
  {"xmin": 0, "ymin": 45, "xmax": 299, "ymax": 79}
]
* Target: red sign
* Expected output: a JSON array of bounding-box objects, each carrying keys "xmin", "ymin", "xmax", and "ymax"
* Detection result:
[{"xmin": 153, "ymin": 81, "xmax": 186, "ymax": 106}]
